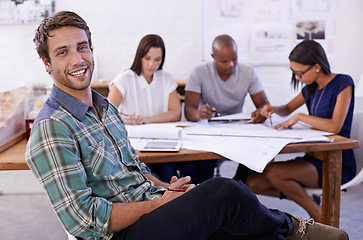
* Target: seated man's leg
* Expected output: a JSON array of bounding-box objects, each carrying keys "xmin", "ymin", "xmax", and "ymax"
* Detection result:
[{"xmin": 112, "ymin": 177, "xmax": 293, "ymax": 240}]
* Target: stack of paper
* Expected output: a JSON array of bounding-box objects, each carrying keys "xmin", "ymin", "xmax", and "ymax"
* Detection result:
[{"xmin": 125, "ymin": 125, "xmax": 182, "ymax": 140}]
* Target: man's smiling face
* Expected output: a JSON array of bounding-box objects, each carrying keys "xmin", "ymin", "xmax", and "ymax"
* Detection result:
[{"xmin": 42, "ymin": 26, "xmax": 94, "ymax": 92}]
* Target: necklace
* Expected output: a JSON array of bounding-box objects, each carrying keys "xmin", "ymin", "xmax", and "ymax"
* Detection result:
[{"xmin": 312, "ymin": 87, "xmax": 326, "ymax": 116}]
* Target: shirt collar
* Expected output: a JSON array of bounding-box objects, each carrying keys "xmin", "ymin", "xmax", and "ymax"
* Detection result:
[
  {"xmin": 137, "ymin": 73, "xmax": 157, "ymax": 90},
  {"xmin": 50, "ymin": 85, "xmax": 109, "ymax": 122}
]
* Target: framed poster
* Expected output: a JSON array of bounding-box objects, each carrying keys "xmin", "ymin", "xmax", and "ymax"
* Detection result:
[
  {"xmin": 0, "ymin": 0, "xmax": 56, "ymax": 25},
  {"xmin": 203, "ymin": 0, "xmax": 337, "ymax": 65}
]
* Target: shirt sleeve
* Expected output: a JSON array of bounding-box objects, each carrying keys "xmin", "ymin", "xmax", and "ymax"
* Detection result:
[
  {"xmin": 185, "ymin": 65, "xmax": 203, "ymax": 93},
  {"xmin": 164, "ymin": 71, "xmax": 177, "ymax": 95},
  {"xmin": 247, "ymin": 66, "xmax": 264, "ymax": 95},
  {"xmin": 25, "ymin": 119, "xmax": 113, "ymax": 239},
  {"xmin": 335, "ymin": 74, "xmax": 354, "ymax": 94},
  {"xmin": 109, "ymin": 71, "xmax": 131, "ymax": 98}
]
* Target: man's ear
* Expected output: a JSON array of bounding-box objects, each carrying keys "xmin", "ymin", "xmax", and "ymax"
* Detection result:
[
  {"xmin": 41, "ymin": 57, "xmax": 51, "ymax": 74},
  {"xmin": 211, "ymin": 53, "xmax": 215, "ymax": 60}
]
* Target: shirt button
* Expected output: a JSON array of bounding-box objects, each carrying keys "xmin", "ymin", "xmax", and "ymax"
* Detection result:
[{"xmin": 89, "ymin": 225, "xmax": 94, "ymax": 229}]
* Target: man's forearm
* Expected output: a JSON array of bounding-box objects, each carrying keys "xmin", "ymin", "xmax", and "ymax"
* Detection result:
[
  {"xmin": 108, "ymin": 174, "xmax": 186, "ymax": 232},
  {"xmin": 108, "ymin": 198, "xmax": 163, "ymax": 232},
  {"xmin": 184, "ymin": 106, "xmax": 200, "ymax": 122}
]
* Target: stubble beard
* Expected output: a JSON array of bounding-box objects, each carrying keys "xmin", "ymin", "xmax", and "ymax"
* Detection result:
[{"xmin": 51, "ymin": 60, "xmax": 94, "ymax": 91}]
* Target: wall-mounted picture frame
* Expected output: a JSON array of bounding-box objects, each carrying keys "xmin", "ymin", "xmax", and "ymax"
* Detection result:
[{"xmin": 0, "ymin": 0, "xmax": 56, "ymax": 25}]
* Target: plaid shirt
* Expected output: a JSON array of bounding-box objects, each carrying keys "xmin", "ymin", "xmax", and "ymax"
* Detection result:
[{"xmin": 25, "ymin": 85, "xmax": 165, "ymax": 240}]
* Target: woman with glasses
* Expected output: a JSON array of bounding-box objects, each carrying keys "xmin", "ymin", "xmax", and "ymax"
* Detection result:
[{"xmin": 235, "ymin": 40, "xmax": 356, "ymax": 222}]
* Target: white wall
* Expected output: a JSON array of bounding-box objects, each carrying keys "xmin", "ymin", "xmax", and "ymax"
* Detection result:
[
  {"xmin": 1, "ymin": 0, "xmax": 362, "ymax": 110},
  {"xmin": 54, "ymin": 0, "xmax": 203, "ymax": 82},
  {"xmin": 0, "ymin": 0, "xmax": 203, "ymax": 92}
]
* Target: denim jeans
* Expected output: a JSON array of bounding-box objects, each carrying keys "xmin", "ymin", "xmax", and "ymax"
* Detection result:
[{"xmin": 112, "ymin": 177, "xmax": 294, "ymax": 240}]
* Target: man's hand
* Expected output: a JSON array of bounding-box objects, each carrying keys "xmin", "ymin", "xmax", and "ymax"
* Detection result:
[
  {"xmin": 250, "ymin": 108, "xmax": 267, "ymax": 123},
  {"xmin": 159, "ymin": 176, "xmax": 196, "ymax": 204},
  {"xmin": 198, "ymin": 104, "xmax": 217, "ymax": 120},
  {"xmin": 108, "ymin": 175, "xmax": 196, "ymax": 232},
  {"xmin": 169, "ymin": 176, "xmax": 196, "ymax": 191}
]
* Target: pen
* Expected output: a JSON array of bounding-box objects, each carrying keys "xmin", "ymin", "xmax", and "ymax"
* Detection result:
[
  {"xmin": 167, "ymin": 188, "xmax": 186, "ymax": 192},
  {"xmin": 266, "ymin": 100, "xmax": 273, "ymax": 127},
  {"xmin": 205, "ymin": 103, "xmax": 221, "ymax": 117},
  {"xmin": 120, "ymin": 112, "xmax": 129, "ymax": 116}
]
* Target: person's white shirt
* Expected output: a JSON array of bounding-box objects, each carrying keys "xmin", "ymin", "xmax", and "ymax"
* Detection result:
[{"xmin": 109, "ymin": 69, "xmax": 177, "ymax": 116}]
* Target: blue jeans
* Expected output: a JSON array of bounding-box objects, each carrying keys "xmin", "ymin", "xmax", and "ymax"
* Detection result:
[{"xmin": 111, "ymin": 177, "xmax": 294, "ymax": 240}]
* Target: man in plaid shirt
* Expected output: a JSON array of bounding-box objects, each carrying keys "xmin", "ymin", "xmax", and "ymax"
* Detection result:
[{"xmin": 25, "ymin": 10, "xmax": 348, "ymax": 240}]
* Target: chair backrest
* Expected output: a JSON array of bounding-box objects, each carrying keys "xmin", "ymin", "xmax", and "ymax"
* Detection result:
[
  {"xmin": 351, "ymin": 111, "xmax": 363, "ymax": 173},
  {"xmin": 305, "ymin": 111, "xmax": 363, "ymax": 194},
  {"xmin": 65, "ymin": 230, "xmax": 77, "ymax": 240},
  {"xmin": 339, "ymin": 111, "xmax": 363, "ymax": 189}
]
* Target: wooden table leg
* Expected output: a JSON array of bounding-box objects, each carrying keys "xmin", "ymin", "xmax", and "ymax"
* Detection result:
[{"xmin": 321, "ymin": 150, "xmax": 342, "ymax": 227}]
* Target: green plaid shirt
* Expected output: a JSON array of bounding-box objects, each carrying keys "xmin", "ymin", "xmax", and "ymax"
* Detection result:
[{"xmin": 25, "ymin": 85, "xmax": 165, "ymax": 239}]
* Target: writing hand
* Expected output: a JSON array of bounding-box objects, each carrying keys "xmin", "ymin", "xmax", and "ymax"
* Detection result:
[
  {"xmin": 260, "ymin": 104, "xmax": 275, "ymax": 118},
  {"xmin": 135, "ymin": 115, "xmax": 146, "ymax": 125},
  {"xmin": 123, "ymin": 114, "xmax": 147, "ymax": 125},
  {"xmin": 199, "ymin": 104, "xmax": 216, "ymax": 119},
  {"xmin": 123, "ymin": 114, "xmax": 138, "ymax": 125}
]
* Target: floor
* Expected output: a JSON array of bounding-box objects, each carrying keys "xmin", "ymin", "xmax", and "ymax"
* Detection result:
[{"xmin": 0, "ymin": 160, "xmax": 362, "ymax": 240}]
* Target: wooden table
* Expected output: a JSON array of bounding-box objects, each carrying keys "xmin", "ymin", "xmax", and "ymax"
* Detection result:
[{"xmin": 0, "ymin": 135, "xmax": 359, "ymax": 227}]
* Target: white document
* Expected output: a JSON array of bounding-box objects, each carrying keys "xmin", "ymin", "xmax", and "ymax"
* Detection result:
[
  {"xmin": 179, "ymin": 117, "xmax": 333, "ymax": 172},
  {"xmin": 181, "ymin": 133, "xmax": 292, "ymax": 172},
  {"xmin": 186, "ymin": 122, "xmax": 332, "ymax": 140},
  {"xmin": 125, "ymin": 124, "xmax": 182, "ymax": 140},
  {"xmin": 187, "ymin": 115, "xmax": 333, "ymax": 140},
  {"xmin": 126, "ymin": 117, "xmax": 333, "ymax": 172}
]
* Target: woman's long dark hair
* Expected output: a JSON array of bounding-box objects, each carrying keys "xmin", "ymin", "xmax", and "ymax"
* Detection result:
[
  {"xmin": 289, "ymin": 40, "xmax": 331, "ymax": 98},
  {"xmin": 130, "ymin": 34, "xmax": 166, "ymax": 75}
]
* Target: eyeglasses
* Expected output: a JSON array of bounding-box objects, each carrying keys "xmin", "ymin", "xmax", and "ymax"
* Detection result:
[{"xmin": 290, "ymin": 65, "xmax": 314, "ymax": 79}]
